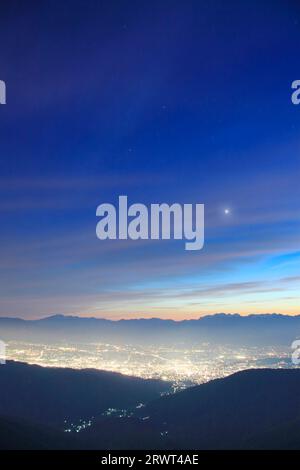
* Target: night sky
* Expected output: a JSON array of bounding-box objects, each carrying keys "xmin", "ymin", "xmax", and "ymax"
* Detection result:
[{"xmin": 0, "ymin": 0, "xmax": 299, "ymax": 319}]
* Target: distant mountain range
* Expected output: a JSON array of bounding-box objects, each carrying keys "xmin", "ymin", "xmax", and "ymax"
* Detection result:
[
  {"xmin": 0, "ymin": 313, "xmax": 300, "ymax": 346},
  {"xmin": 0, "ymin": 361, "xmax": 300, "ymax": 449}
]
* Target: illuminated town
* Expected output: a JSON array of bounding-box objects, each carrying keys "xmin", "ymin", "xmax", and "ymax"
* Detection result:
[{"xmin": 5, "ymin": 340, "xmax": 293, "ymax": 392}]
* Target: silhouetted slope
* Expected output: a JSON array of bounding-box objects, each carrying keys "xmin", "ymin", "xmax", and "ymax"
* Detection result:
[
  {"xmin": 245, "ymin": 417, "xmax": 300, "ymax": 450},
  {"xmin": 0, "ymin": 415, "xmax": 75, "ymax": 450},
  {"xmin": 1, "ymin": 365, "xmax": 300, "ymax": 449},
  {"xmin": 0, "ymin": 361, "xmax": 170, "ymax": 428},
  {"xmin": 136, "ymin": 368, "xmax": 300, "ymax": 449},
  {"xmin": 80, "ymin": 369, "xmax": 300, "ymax": 449}
]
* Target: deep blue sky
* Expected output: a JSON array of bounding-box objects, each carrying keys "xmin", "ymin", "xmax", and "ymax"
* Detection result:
[{"xmin": 0, "ymin": 0, "xmax": 299, "ymax": 319}]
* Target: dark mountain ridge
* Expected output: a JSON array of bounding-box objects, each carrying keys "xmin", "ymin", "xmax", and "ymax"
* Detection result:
[
  {"xmin": 0, "ymin": 362, "xmax": 300, "ymax": 449},
  {"xmin": 81, "ymin": 368, "xmax": 300, "ymax": 449},
  {"xmin": 0, "ymin": 361, "xmax": 170, "ymax": 428}
]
